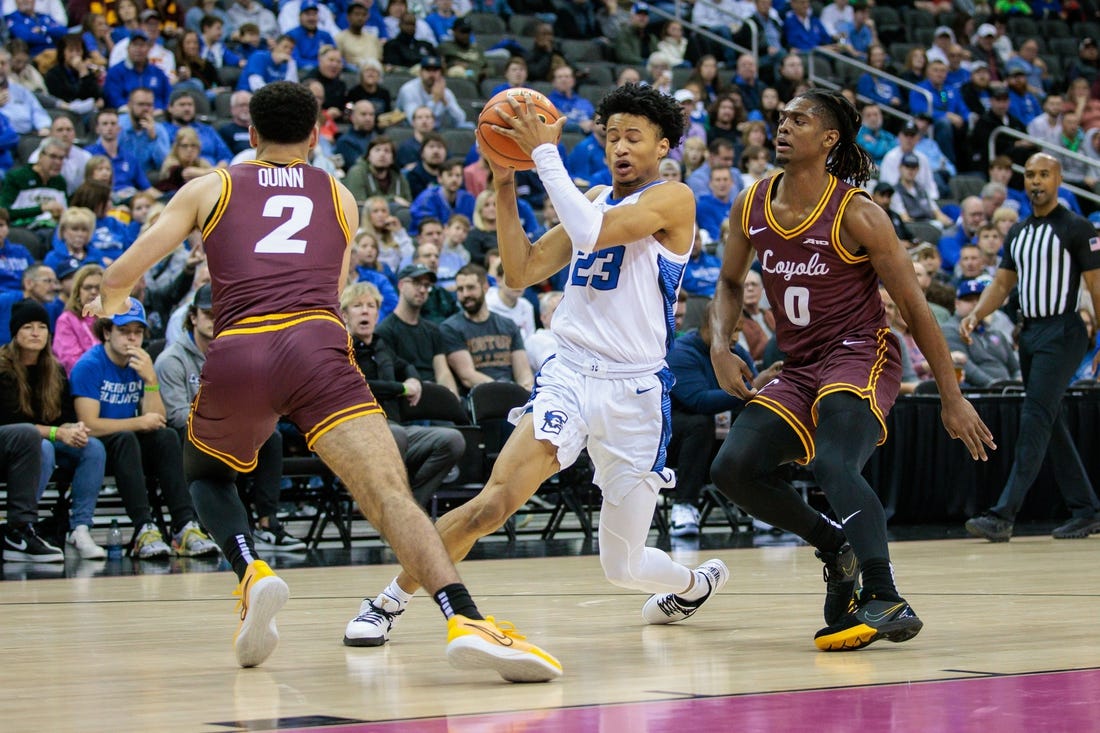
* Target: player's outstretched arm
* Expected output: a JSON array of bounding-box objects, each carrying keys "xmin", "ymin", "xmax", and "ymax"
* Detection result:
[
  {"xmin": 711, "ymin": 189, "xmax": 756, "ymax": 398},
  {"xmin": 849, "ymin": 196, "xmax": 996, "ymax": 460},
  {"xmin": 87, "ymin": 172, "xmax": 223, "ymax": 317}
]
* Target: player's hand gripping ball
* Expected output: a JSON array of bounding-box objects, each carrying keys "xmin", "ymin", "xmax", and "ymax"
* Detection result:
[{"xmin": 477, "ymin": 88, "xmax": 561, "ymax": 171}]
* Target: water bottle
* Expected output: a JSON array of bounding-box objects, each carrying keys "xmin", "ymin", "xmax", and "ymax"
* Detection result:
[{"xmin": 106, "ymin": 519, "xmax": 124, "ymax": 560}]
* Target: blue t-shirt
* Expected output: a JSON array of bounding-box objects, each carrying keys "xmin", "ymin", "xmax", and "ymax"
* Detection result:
[
  {"xmin": 70, "ymin": 343, "xmax": 144, "ymax": 419},
  {"xmin": 0, "ymin": 240, "xmax": 33, "ymax": 292}
]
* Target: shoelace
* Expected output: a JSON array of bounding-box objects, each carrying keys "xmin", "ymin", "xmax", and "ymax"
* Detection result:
[
  {"xmin": 178, "ymin": 526, "xmax": 211, "ymax": 550},
  {"xmin": 481, "ymin": 617, "xmax": 527, "ymax": 641},
  {"xmin": 354, "ymin": 601, "xmax": 402, "ymax": 624},
  {"xmin": 136, "ymin": 527, "xmax": 162, "ymax": 551},
  {"xmin": 656, "ymin": 595, "xmax": 695, "ymax": 618}
]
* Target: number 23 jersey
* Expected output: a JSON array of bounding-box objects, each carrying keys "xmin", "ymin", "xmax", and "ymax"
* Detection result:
[
  {"xmin": 201, "ymin": 160, "xmax": 352, "ymax": 335},
  {"xmin": 551, "ymin": 181, "xmax": 691, "ymax": 368},
  {"xmin": 742, "ymin": 174, "xmax": 888, "ymax": 363}
]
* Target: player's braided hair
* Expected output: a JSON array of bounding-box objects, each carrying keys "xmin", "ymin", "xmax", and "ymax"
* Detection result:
[
  {"xmin": 799, "ymin": 89, "xmax": 874, "ymax": 187},
  {"xmin": 597, "ymin": 83, "xmax": 685, "ymax": 148}
]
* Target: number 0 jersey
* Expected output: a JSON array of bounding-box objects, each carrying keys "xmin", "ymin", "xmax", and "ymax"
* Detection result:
[
  {"xmin": 551, "ymin": 181, "xmax": 690, "ymax": 370},
  {"xmin": 201, "ymin": 160, "xmax": 352, "ymax": 335},
  {"xmin": 742, "ymin": 174, "xmax": 888, "ymax": 363}
]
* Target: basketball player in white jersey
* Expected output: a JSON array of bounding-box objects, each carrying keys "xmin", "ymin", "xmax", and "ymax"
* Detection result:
[{"xmin": 344, "ymin": 84, "xmax": 730, "ymax": 647}]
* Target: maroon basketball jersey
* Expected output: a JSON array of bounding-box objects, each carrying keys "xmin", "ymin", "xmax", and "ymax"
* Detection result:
[
  {"xmin": 742, "ymin": 173, "xmax": 887, "ymax": 362},
  {"xmin": 201, "ymin": 160, "xmax": 352, "ymax": 335}
]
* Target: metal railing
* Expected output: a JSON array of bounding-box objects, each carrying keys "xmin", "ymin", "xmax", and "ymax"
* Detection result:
[
  {"xmin": 989, "ymin": 126, "xmax": 1100, "ymax": 209},
  {"xmin": 808, "ymin": 46, "xmax": 932, "ymax": 123}
]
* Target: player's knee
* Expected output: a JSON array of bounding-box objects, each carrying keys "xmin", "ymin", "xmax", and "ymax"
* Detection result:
[
  {"xmin": 599, "ymin": 553, "xmax": 644, "ymax": 591},
  {"xmin": 183, "ymin": 440, "xmax": 237, "ymax": 484},
  {"xmin": 811, "ymin": 452, "xmax": 859, "ymax": 490},
  {"xmin": 710, "ymin": 440, "xmax": 754, "ymax": 500}
]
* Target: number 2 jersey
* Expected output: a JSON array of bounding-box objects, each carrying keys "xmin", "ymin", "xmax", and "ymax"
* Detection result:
[
  {"xmin": 741, "ymin": 174, "xmax": 889, "ymax": 363},
  {"xmin": 201, "ymin": 159, "xmax": 352, "ymax": 335},
  {"xmin": 550, "ymin": 181, "xmax": 691, "ymax": 370}
]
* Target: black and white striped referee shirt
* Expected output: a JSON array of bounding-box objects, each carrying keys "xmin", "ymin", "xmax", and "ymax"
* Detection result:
[{"xmin": 1000, "ymin": 205, "xmax": 1100, "ymax": 319}]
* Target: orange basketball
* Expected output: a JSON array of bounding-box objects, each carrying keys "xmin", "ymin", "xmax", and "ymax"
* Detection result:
[{"xmin": 477, "ymin": 88, "xmax": 561, "ymax": 171}]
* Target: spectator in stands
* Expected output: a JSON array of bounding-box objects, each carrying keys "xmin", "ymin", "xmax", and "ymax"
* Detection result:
[
  {"xmin": 669, "ymin": 88, "xmax": 707, "ymax": 161},
  {"xmin": 154, "ymin": 126, "xmax": 213, "ymax": 196},
  {"xmin": 879, "ymin": 285, "xmax": 928, "ymax": 390},
  {"xmin": 679, "ymin": 137, "xmax": 707, "ymax": 181},
  {"xmin": 686, "ymin": 137, "xmax": 744, "ymax": 200},
  {"xmin": 346, "ymin": 59, "xmax": 394, "ymax": 119},
  {"xmin": 567, "ymin": 114, "xmax": 609, "ymax": 189},
  {"xmin": 666, "ymin": 301, "xmax": 780, "ymax": 537},
  {"xmin": 612, "ymin": 2, "xmax": 654, "ymax": 66},
  {"xmin": 530, "ymin": 22, "xmax": 567, "ymax": 82},
  {"xmin": 554, "ymin": 0, "xmax": 599, "ymax": 40},
  {"xmin": 1014, "ymin": 37, "xmax": 1050, "ymax": 95},
  {"xmin": 175, "ymin": 28, "xmax": 220, "ymax": 93},
  {"xmin": 968, "ymin": 87, "xmax": 1030, "ymax": 173},
  {"xmin": 465, "ymin": 188, "xmax": 500, "ymax": 266},
  {"xmin": 361, "ymin": 195, "xmax": 414, "ymax": 272},
  {"xmin": 109, "ymin": 10, "xmax": 178, "ymax": 78},
  {"xmin": 334, "ymin": 99, "xmax": 377, "ymax": 170},
  {"xmin": 155, "ymin": 284, "xmax": 304, "ymax": 552},
  {"xmin": 524, "ymin": 290, "xmax": 560, "ymax": 371},
  {"xmin": 118, "ymin": 87, "xmax": 171, "ymax": 174},
  {"xmin": 0, "ymin": 297, "xmax": 108, "ymax": 559},
  {"xmin": 485, "ymin": 264, "xmax": 535, "ymax": 342},
  {"xmin": 164, "ymin": 89, "xmax": 233, "ymax": 167},
  {"xmin": 86, "ymin": 107, "xmax": 159, "ymax": 202},
  {"xmin": 348, "ymin": 230, "xmax": 398, "ymax": 306},
  {"xmin": 382, "ymin": 12, "xmax": 437, "ymax": 71},
  {"xmin": 216, "ymin": 89, "xmax": 251, "ymax": 156},
  {"xmin": 0, "ymin": 209, "xmax": 31, "ymax": 295},
  {"xmin": 345, "ymin": 135, "xmax": 412, "ymax": 207},
  {"xmin": 237, "ymin": 33, "xmax": 297, "ymax": 92},
  {"xmin": 440, "ymin": 17, "xmax": 488, "ymax": 82},
  {"xmin": 1067, "ymin": 77, "xmax": 1100, "ymax": 133},
  {"xmin": 942, "ymin": 279, "xmax": 1021, "ymax": 388},
  {"xmin": 783, "ymin": 0, "xmax": 838, "ymax": 53},
  {"xmin": 912, "ymin": 259, "xmax": 950, "ymax": 323},
  {"xmin": 938, "ymin": 196, "xmax": 986, "ymax": 271},
  {"xmin": 925, "ymin": 25, "xmax": 955, "ymax": 66},
  {"xmin": 336, "ymin": 1, "xmax": 383, "ymax": 71},
  {"xmin": 738, "ymin": 269, "xmax": 776, "ymax": 363},
  {"xmin": 6, "ymin": 0, "xmax": 67, "ymax": 62},
  {"xmin": 489, "ymin": 56, "xmax": 528, "ymax": 97},
  {"xmin": 68, "ymin": 181, "xmax": 133, "ymax": 260},
  {"xmin": 981, "ymin": 216, "xmax": 1010, "ymax": 268},
  {"xmin": 740, "ymin": 144, "xmax": 774, "ymax": 185},
  {"xmin": 953, "ymin": 242, "xmax": 988, "ymax": 283},
  {"xmin": 1069, "ymin": 37, "xmax": 1100, "ymax": 86},
  {"xmin": 656, "ymin": 18, "xmax": 693, "ymax": 69},
  {"xmin": 899, "ymin": 46, "xmax": 928, "ymax": 88},
  {"xmin": 27, "ymin": 115, "xmax": 91, "ymax": 197},
  {"xmin": 1054, "ymin": 111, "xmax": 1093, "ymax": 190},
  {"xmin": 774, "ymin": 52, "xmax": 807, "ymax": 104},
  {"xmin": 383, "ymin": 0, "xmax": 434, "ymax": 46},
  {"xmin": 909, "ymin": 60, "xmax": 968, "ymax": 165},
  {"xmin": 1027, "ymin": 93, "xmax": 1064, "ymax": 147},
  {"xmin": 442, "ymin": 263, "xmax": 532, "ymax": 391},
  {"xmin": 409, "ymin": 157, "xmax": 475, "ymax": 234},
  {"xmin": 855, "ymin": 102, "xmax": 895, "ymax": 169},
  {"xmin": 0, "ymin": 136, "xmax": 67, "ymax": 234},
  {"xmin": 52, "ymin": 263, "xmax": 102, "ymax": 374},
  {"xmin": 185, "ymin": 0, "xmax": 228, "ymax": 35},
  {"xmin": 968, "ymin": 23, "xmax": 1004, "ymax": 82},
  {"xmin": 226, "ymin": 0, "xmax": 278, "ymax": 43},
  {"xmin": 103, "ymin": 29, "xmax": 171, "ymax": 111},
  {"xmin": 0, "ymin": 47, "xmax": 50, "ymax": 135},
  {"xmin": 835, "ymin": 1, "xmax": 874, "ymax": 61},
  {"xmin": 44, "ymin": 206, "xmax": 104, "ymax": 276},
  {"xmin": 71, "ymin": 299, "xmax": 219, "ymax": 559},
  {"xmin": 729, "ymin": 54, "xmax": 765, "ymax": 113},
  {"xmin": 343, "ymin": 280, "xmax": 466, "ymax": 506},
  {"xmin": 682, "ymin": 226, "xmax": 721, "ymax": 300},
  {"xmin": 307, "ymin": 45, "xmax": 348, "ymax": 120},
  {"xmin": 0, "ymin": 420, "xmax": 57, "ymax": 561},
  {"xmin": 736, "ymin": 0, "xmax": 784, "ymax": 80},
  {"xmin": 959, "ymin": 60, "xmax": 993, "ymax": 121},
  {"xmin": 696, "ymin": 165, "xmax": 736, "ymax": 242},
  {"xmin": 287, "ymin": 0, "xmax": 335, "ymax": 71},
  {"xmin": 911, "ymin": 112, "xmax": 956, "ymax": 194},
  {"xmin": 891, "ymin": 153, "xmax": 954, "ymax": 231},
  {"xmin": 0, "ymin": 263, "xmax": 65, "ymax": 344},
  {"xmin": 1005, "ymin": 59, "xmax": 1043, "ymax": 125},
  {"xmin": 396, "ymin": 54, "xmax": 469, "ymax": 129},
  {"xmin": 44, "ymin": 33, "xmax": 105, "ymax": 117},
  {"xmin": 405, "ymin": 131, "xmax": 448, "ymax": 200},
  {"xmin": 395, "ymin": 105, "xmax": 436, "ymax": 168},
  {"xmin": 377, "ymin": 263, "xmax": 460, "ymax": 394},
  {"xmin": 880, "ymin": 120, "xmax": 939, "ymax": 195}
]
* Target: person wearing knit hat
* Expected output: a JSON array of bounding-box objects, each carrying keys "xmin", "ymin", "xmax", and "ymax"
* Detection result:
[{"xmin": 0, "ymin": 298, "xmax": 109, "ymax": 561}]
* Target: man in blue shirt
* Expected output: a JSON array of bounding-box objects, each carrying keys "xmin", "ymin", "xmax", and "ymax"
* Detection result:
[
  {"xmin": 547, "ymin": 64, "xmax": 595, "ymax": 135},
  {"xmin": 70, "ymin": 299, "xmax": 219, "ymax": 560},
  {"xmin": 287, "ymin": 0, "xmax": 336, "ymax": 71},
  {"xmin": 5, "ymin": 0, "xmax": 67, "ymax": 60},
  {"xmin": 102, "ymin": 31, "xmax": 172, "ymax": 110},
  {"xmin": 0, "ymin": 47, "xmax": 51, "ymax": 134},
  {"xmin": 566, "ymin": 116, "xmax": 609, "ymax": 188},
  {"xmin": 1005, "ymin": 59, "xmax": 1043, "ymax": 125},
  {"xmin": 908, "ymin": 60, "xmax": 969, "ymax": 166},
  {"xmin": 783, "ymin": 0, "xmax": 837, "ymax": 52},
  {"xmin": 0, "ymin": 208, "xmax": 32, "ymax": 293},
  {"xmin": 164, "ymin": 90, "xmax": 234, "ymax": 167},
  {"xmin": 696, "ymin": 166, "xmax": 735, "ymax": 241},
  {"xmin": 681, "ymin": 230, "xmax": 722, "ymax": 298},
  {"xmin": 86, "ymin": 108, "xmax": 158, "ymax": 202},
  {"xmin": 118, "ymin": 87, "xmax": 172, "ymax": 172},
  {"xmin": 238, "ymin": 34, "xmax": 298, "ymax": 92},
  {"xmin": 409, "ymin": 159, "xmax": 475, "ymax": 234}
]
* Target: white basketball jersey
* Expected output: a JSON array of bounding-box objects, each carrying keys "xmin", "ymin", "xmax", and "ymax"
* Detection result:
[{"xmin": 551, "ymin": 181, "xmax": 690, "ymax": 368}]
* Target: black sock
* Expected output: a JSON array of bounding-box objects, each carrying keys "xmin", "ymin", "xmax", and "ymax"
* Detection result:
[
  {"xmin": 860, "ymin": 558, "xmax": 901, "ymax": 601},
  {"xmin": 806, "ymin": 514, "xmax": 846, "ymax": 554},
  {"xmin": 433, "ymin": 583, "xmax": 483, "ymax": 620},
  {"xmin": 221, "ymin": 533, "xmax": 258, "ymax": 581}
]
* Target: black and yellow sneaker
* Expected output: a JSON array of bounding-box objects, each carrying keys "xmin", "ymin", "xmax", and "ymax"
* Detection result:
[
  {"xmin": 816, "ymin": 543, "xmax": 860, "ymax": 625},
  {"xmin": 813, "ymin": 594, "xmax": 922, "ymax": 651}
]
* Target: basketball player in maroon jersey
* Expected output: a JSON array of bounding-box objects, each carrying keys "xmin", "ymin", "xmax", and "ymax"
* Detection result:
[
  {"xmin": 84, "ymin": 82, "xmax": 561, "ymax": 681},
  {"xmin": 710, "ymin": 90, "xmax": 996, "ymax": 651}
]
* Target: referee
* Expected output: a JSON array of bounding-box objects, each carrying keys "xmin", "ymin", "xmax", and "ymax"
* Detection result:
[{"xmin": 961, "ymin": 153, "xmax": 1100, "ymax": 541}]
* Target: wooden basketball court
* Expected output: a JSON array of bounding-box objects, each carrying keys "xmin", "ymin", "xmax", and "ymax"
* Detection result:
[{"xmin": 2, "ymin": 534, "xmax": 1096, "ymax": 732}]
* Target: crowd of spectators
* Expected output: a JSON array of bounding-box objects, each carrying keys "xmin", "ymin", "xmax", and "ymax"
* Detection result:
[{"xmin": 6, "ymin": 0, "xmax": 1100, "ymax": 559}]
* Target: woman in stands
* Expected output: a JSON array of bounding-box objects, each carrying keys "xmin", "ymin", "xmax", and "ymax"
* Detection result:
[
  {"xmin": 360, "ymin": 195, "xmax": 415, "ymax": 273},
  {"xmin": 0, "ymin": 300, "xmax": 107, "ymax": 559},
  {"xmin": 53, "ymin": 264, "xmax": 104, "ymax": 375}
]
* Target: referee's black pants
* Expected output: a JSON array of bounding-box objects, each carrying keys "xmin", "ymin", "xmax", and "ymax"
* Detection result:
[{"xmin": 991, "ymin": 312, "xmax": 1100, "ymax": 520}]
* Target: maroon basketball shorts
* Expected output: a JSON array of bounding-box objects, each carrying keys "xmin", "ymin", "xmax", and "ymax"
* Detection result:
[
  {"xmin": 187, "ymin": 310, "xmax": 382, "ymax": 472},
  {"xmin": 750, "ymin": 327, "xmax": 902, "ymax": 464}
]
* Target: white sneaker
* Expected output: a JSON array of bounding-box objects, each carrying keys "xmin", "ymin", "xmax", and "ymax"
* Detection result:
[
  {"xmin": 253, "ymin": 522, "xmax": 307, "ymax": 552},
  {"xmin": 66, "ymin": 525, "xmax": 106, "ymax": 559},
  {"xmin": 642, "ymin": 559, "xmax": 729, "ymax": 624},
  {"xmin": 133, "ymin": 523, "xmax": 171, "ymax": 559},
  {"xmin": 669, "ymin": 503, "xmax": 700, "ymax": 537},
  {"xmin": 343, "ymin": 593, "xmax": 404, "ymax": 647},
  {"xmin": 172, "ymin": 521, "xmax": 219, "ymax": 557}
]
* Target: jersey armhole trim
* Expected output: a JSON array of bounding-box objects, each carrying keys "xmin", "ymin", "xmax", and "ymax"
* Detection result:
[
  {"xmin": 830, "ymin": 188, "xmax": 871, "ymax": 264},
  {"xmin": 201, "ymin": 168, "xmax": 232, "ymax": 239},
  {"xmin": 329, "ymin": 174, "xmax": 351, "ymax": 244}
]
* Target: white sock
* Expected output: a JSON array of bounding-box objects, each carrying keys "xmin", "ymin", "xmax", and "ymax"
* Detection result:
[
  {"xmin": 678, "ymin": 569, "xmax": 712, "ymax": 602},
  {"xmin": 381, "ymin": 577, "xmax": 414, "ymax": 608}
]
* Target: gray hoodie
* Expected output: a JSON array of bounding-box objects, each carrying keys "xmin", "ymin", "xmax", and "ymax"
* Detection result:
[{"xmin": 153, "ymin": 334, "xmax": 205, "ymax": 431}]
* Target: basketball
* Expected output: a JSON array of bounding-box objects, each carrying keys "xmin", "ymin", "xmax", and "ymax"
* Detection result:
[{"xmin": 477, "ymin": 88, "xmax": 561, "ymax": 171}]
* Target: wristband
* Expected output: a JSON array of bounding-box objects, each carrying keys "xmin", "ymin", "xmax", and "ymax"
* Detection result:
[
  {"xmin": 144, "ymin": 384, "xmax": 160, "ymax": 392},
  {"xmin": 49, "ymin": 426, "xmax": 58, "ymax": 442},
  {"xmin": 401, "ymin": 383, "xmax": 408, "ymax": 395}
]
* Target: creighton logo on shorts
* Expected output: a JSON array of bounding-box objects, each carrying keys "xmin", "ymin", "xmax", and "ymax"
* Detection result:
[{"xmin": 541, "ymin": 410, "xmax": 568, "ymax": 435}]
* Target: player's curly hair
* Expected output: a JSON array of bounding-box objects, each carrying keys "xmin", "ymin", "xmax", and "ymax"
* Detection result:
[
  {"xmin": 798, "ymin": 89, "xmax": 874, "ymax": 187},
  {"xmin": 597, "ymin": 83, "xmax": 685, "ymax": 148},
  {"xmin": 249, "ymin": 81, "xmax": 319, "ymax": 145}
]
